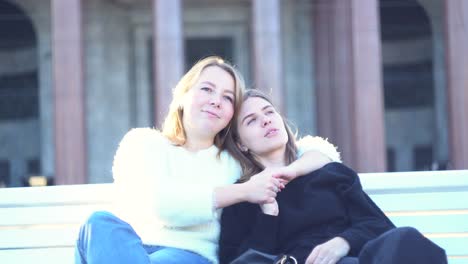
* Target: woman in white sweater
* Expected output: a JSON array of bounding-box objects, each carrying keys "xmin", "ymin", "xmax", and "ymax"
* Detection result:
[{"xmin": 74, "ymin": 56, "xmax": 340, "ymax": 264}]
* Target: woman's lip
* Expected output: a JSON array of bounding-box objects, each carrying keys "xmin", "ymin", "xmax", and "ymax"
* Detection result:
[
  {"xmin": 264, "ymin": 128, "xmax": 279, "ymax": 137},
  {"xmin": 203, "ymin": 110, "xmax": 220, "ymax": 118}
]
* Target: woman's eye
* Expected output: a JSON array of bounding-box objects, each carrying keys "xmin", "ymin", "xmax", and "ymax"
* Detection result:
[
  {"xmin": 247, "ymin": 118, "xmax": 256, "ymax": 125},
  {"xmin": 266, "ymin": 110, "xmax": 274, "ymax": 115},
  {"xmin": 223, "ymin": 96, "xmax": 234, "ymax": 103},
  {"xmin": 201, "ymin": 87, "xmax": 212, "ymax": 92}
]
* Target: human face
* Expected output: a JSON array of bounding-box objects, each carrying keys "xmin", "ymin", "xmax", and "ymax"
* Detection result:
[
  {"xmin": 237, "ymin": 96, "xmax": 289, "ymax": 157},
  {"xmin": 182, "ymin": 66, "xmax": 236, "ymax": 141}
]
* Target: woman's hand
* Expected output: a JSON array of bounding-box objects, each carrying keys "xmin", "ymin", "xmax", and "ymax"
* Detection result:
[
  {"xmin": 305, "ymin": 237, "xmax": 350, "ymax": 264},
  {"xmin": 243, "ymin": 170, "xmax": 284, "ymax": 204},
  {"xmin": 260, "ymin": 199, "xmax": 279, "ymax": 216},
  {"xmin": 267, "ymin": 166, "xmax": 298, "ymax": 184}
]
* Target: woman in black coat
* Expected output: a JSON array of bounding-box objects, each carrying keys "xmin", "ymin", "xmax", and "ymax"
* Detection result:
[{"xmin": 219, "ymin": 89, "xmax": 447, "ymax": 264}]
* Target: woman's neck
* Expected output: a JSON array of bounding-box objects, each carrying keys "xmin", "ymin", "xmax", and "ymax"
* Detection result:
[
  {"xmin": 255, "ymin": 148, "xmax": 286, "ymax": 168},
  {"xmin": 183, "ymin": 133, "xmax": 214, "ymax": 152}
]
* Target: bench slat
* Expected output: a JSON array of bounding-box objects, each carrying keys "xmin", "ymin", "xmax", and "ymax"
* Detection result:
[
  {"xmin": 0, "ymin": 205, "xmax": 111, "ymax": 226},
  {"xmin": 0, "ymin": 227, "xmax": 79, "ymax": 248},
  {"xmin": 370, "ymin": 191, "xmax": 468, "ymax": 211},
  {"xmin": 359, "ymin": 170, "xmax": 468, "ymax": 191},
  {"xmin": 447, "ymin": 257, "xmax": 468, "ymax": 264},
  {"xmin": 0, "ymin": 247, "xmax": 74, "ymax": 264},
  {"xmin": 388, "ymin": 214, "xmax": 468, "ymax": 233},
  {"xmin": 0, "ymin": 184, "xmax": 114, "ymax": 207},
  {"xmin": 428, "ymin": 237, "xmax": 468, "ymax": 256}
]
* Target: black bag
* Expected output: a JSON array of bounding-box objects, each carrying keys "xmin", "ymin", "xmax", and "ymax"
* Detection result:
[{"xmin": 229, "ymin": 249, "xmax": 297, "ymax": 264}]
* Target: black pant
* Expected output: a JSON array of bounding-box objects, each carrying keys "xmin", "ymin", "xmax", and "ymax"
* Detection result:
[{"xmin": 357, "ymin": 227, "xmax": 447, "ymax": 264}]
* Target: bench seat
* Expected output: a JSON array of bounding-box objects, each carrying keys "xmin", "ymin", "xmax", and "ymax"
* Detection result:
[{"xmin": 1, "ymin": 170, "xmax": 467, "ymax": 264}]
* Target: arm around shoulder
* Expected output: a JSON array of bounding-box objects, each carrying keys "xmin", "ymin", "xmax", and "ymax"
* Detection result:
[
  {"xmin": 280, "ymin": 136, "xmax": 341, "ymax": 181},
  {"xmin": 297, "ymin": 136, "xmax": 341, "ymax": 162}
]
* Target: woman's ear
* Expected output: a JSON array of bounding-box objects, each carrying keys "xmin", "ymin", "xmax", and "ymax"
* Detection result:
[{"xmin": 236, "ymin": 141, "xmax": 248, "ymax": 152}]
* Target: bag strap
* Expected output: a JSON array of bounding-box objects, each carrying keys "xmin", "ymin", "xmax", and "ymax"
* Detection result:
[{"xmin": 275, "ymin": 255, "xmax": 298, "ymax": 264}]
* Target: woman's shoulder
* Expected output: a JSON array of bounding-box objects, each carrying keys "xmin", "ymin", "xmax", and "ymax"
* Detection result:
[
  {"xmin": 321, "ymin": 162, "xmax": 357, "ymax": 175},
  {"xmin": 299, "ymin": 162, "xmax": 359, "ymax": 187},
  {"xmin": 114, "ymin": 128, "xmax": 173, "ymax": 161},
  {"xmin": 119, "ymin": 127, "xmax": 170, "ymax": 148},
  {"xmin": 122, "ymin": 127, "xmax": 166, "ymax": 140}
]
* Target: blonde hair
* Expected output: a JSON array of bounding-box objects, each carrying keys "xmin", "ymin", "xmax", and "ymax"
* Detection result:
[{"xmin": 162, "ymin": 56, "xmax": 245, "ymax": 151}]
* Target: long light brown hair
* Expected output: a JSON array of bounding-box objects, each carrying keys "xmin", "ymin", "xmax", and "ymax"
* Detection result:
[
  {"xmin": 161, "ymin": 56, "xmax": 245, "ymax": 152},
  {"xmin": 225, "ymin": 89, "xmax": 298, "ymax": 182}
]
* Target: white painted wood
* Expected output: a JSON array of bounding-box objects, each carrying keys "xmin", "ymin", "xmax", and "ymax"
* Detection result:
[
  {"xmin": 0, "ymin": 170, "xmax": 467, "ymax": 264},
  {"xmin": 0, "ymin": 204, "xmax": 111, "ymax": 226},
  {"xmin": 429, "ymin": 237, "xmax": 468, "ymax": 256},
  {"xmin": 359, "ymin": 170, "xmax": 468, "ymax": 192},
  {"xmin": 0, "ymin": 227, "xmax": 79, "ymax": 248},
  {"xmin": 388, "ymin": 214, "xmax": 468, "ymax": 233},
  {"xmin": 447, "ymin": 258, "xmax": 468, "ymax": 264},
  {"xmin": 370, "ymin": 191, "xmax": 468, "ymax": 211},
  {"xmin": 0, "ymin": 184, "xmax": 115, "ymax": 206},
  {"xmin": 0, "ymin": 247, "xmax": 74, "ymax": 264}
]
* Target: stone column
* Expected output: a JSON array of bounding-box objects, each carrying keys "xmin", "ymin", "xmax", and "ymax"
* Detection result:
[
  {"xmin": 252, "ymin": 0, "xmax": 284, "ymax": 112},
  {"xmin": 52, "ymin": 0, "xmax": 87, "ymax": 184},
  {"xmin": 152, "ymin": 0, "xmax": 184, "ymax": 127},
  {"xmin": 314, "ymin": 0, "xmax": 386, "ymax": 172},
  {"xmin": 444, "ymin": 0, "xmax": 468, "ymax": 169}
]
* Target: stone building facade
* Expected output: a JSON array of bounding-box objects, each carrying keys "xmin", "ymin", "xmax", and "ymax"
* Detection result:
[{"xmin": 0, "ymin": 0, "xmax": 467, "ymax": 186}]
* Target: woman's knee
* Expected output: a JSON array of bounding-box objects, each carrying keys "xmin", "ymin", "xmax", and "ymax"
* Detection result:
[
  {"xmin": 79, "ymin": 211, "xmax": 125, "ymax": 240},
  {"xmin": 85, "ymin": 211, "xmax": 117, "ymax": 225},
  {"xmin": 392, "ymin": 226, "xmax": 421, "ymax": 239}
]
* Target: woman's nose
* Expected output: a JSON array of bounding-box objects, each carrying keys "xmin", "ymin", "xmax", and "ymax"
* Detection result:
[
  {"xmin": 210, "ymin": 96, "xmax": 221, "ymax": 108},
  {"xmin": 262, "ymin": 117, "xmax": 271, "ymax": 127}
]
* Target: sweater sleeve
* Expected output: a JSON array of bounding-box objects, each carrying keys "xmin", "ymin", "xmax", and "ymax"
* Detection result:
[
  {"xmin": 219, "ymin": 203, "xmax": 280, "ymax": 264},
  {"xmin": 296, "ymin": 136, "xmax": 341, "ymax": 162},
  {"xmin": 112, "ymin": 128, "xmax": 217, "ymax": 227},
  {"xmin": 321, "ymin": 163, "xmax": 395, "ymax": 256}
]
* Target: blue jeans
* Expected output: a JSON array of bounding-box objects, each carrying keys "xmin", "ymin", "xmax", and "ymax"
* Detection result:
[{"xmin": 75, "ymin": 211, "xmax": 211, "ymax": 264}]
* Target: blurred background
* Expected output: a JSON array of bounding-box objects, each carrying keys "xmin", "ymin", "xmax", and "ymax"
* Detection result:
[{"xmin": 0, "ymin": 0, "xmax": 467, "ymax": 187}]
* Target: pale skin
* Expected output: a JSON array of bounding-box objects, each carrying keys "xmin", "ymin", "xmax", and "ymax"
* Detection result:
[
  {"xmin": 181, "ymin": 66, "xmax": 332, "ymax": 209},
  {"xmin": 237, "ymin": 96, "xmax": 351, "ymax": 264}
]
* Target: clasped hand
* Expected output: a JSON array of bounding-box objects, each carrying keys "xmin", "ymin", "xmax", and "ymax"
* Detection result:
[{"xmin": 245, "ymin": 167, "xmax": 297, "ymax": 204}]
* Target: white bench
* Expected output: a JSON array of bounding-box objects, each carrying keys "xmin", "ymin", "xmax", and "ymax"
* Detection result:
[{"xmin": 1, "ymin": 170, "xmax": 467, "ymax": 264}]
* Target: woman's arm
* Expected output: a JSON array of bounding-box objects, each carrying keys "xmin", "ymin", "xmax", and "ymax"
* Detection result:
[
  {"xmin": 214, "ymin": 169, "xmax": 283, "ymax": 209},
  {"xmin": 297, "ymin": 136, "xmax": 341, "ymax": 163},
  {"xmin": 272, "ymin": 136, "xmax": 341, "ymax": 182},
  {"xmin": 284, "ymin": 150, "xmax": 336, "ymax": 179}
]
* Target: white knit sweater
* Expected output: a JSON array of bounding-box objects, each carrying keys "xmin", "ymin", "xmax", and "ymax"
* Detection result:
[{"xmin": 111, "ymin": 128, "xmax": 340, "ymax": 263}]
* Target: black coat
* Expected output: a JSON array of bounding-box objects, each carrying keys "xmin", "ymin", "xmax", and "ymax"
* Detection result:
[{"xmin": 218, "ymin": 162, "xmax": 395, "ymax": 264}]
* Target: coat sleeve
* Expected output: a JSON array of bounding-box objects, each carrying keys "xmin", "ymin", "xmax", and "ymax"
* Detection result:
[
  {"xmin": 219, "ymin": 203, "xmax": 280, "ymax": 264},
  {"xmin": 321, "ymin": 163, "xmax": 395, "ymax": 256}
]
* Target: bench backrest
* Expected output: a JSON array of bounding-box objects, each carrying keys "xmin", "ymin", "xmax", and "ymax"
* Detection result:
[
  {"xmin": 359, "ymin": 170, "xmax": 468, "ymax": 264},
  {"xmin": 0, "ymin": 170, "xmax": 467, "ymax": 264}
]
